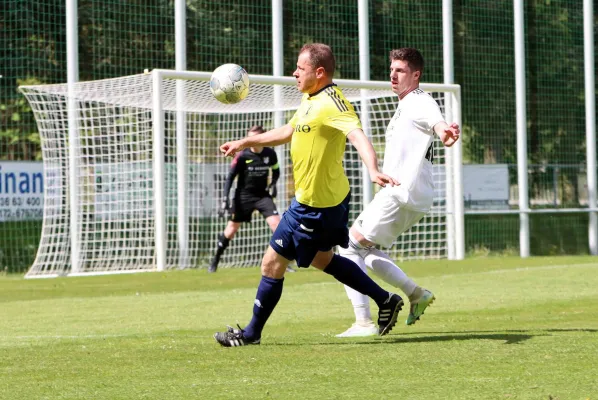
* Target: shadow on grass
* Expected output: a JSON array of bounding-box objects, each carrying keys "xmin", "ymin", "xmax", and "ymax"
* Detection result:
[
  {"xmin": 267, "ymin": 332, "xmax": 535, "ymax": 346},
  {"xmin": 269, "ymin": 327, "xmax": 598, "ymax": 347},
  {"xmin": 398, "ymin": 328, "xmax": 598, "ymax": 336},
  {"xmin": 377, "ymin": 332, "xmax": 533, "ymax": 345}
]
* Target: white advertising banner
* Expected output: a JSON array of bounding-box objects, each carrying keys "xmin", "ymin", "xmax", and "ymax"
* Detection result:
[
  {"xmin": 463, "ymin": 164, "xmax": 510, "ymax": 209},
  {"xmin": 93, "ymin": 161, "xmax": 222, "ymax": 220},
  {"xmin": 432, "ymin": 163, "xmax": 510, "ymax": 210},
  {"xmin": 0, "ymin": 161, "xmax": 44, "ymax": 221}
]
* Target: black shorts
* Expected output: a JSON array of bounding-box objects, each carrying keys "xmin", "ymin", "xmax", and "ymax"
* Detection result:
[{"xmin": 230, "ymin": 194, "xmax": 279, "ymax": 223}]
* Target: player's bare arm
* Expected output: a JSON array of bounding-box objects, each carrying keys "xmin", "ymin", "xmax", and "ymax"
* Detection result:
[
  {"xmin": 434, "ymin": 122, "xmax": 461, "ymax": 147},
  {"xmin": 347, "ymin": 128, "xmax": 399, "ymax": 187},
  {"xmin": 220, "ymin": 125, "xmax": 294, "ymax": 157}
]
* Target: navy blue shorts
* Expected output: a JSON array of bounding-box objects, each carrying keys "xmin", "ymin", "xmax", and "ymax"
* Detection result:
[{"xmin": 269, "ymin": 192, "xmax": 351, "ymax": 268}]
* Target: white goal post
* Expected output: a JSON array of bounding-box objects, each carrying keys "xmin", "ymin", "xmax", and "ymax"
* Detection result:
[{"xmin": 20, "ymin": 70, "xmax": 464, "ymax": 278}]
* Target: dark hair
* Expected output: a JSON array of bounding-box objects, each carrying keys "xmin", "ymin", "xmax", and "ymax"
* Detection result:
[
  {"xmin": 299, "ymin": 43, "xmax": 336, "ymax": 75},
  {"xmin": 389, "ymin": 48, "xmax": 424, "ymax": 75},
  {"xmin": 248, "ymin": 125, "xmax": 264, "ymax": 134}
]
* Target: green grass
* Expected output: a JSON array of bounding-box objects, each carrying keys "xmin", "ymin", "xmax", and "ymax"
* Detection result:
[{"xmin": 1, "ymin": 256, "xmax": 597, "ymax": 399}]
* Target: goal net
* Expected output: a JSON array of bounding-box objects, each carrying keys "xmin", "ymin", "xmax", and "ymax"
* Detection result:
[{"xmin": 20, "ymin": 71, "xmax": 463, "ymax": 278}]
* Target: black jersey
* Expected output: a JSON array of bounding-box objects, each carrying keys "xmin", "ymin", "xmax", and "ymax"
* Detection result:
[{"xmin": 223, "ymin": 147, "xmax": 279, "ymax": 198}]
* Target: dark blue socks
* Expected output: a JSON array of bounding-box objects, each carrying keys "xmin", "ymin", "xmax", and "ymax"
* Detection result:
[
  {"xmin": 242, "ymin": 276, "xmax": 284, "ymax": 341},
  {"xmin": 324, "ymin": 254, "xmax": 389, "ymax": 306}
]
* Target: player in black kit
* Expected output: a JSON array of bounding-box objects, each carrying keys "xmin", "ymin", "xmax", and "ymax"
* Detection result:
[{"xmin": 209, "ymin": 125, "xmax": 293, "ymax": 273}]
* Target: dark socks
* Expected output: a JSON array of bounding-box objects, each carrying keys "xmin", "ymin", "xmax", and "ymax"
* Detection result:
[
  {"xmin": 324, "ymin": 254, "xmax": 390, "ymax": 306},
  {"xmin": 242, "ymin": 276, "xmax": 284, "ymax": 341},
  {"xmin": 212, "ymin": 234, "xmax": 230, "ymax": 264}
]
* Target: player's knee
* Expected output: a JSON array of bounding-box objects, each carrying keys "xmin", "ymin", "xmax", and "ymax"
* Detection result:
[
  {"xmin": 261, "ymin": 247, "xmax": 288, "ymax": 279},
  {"xmin": 310, "ymin": 250, "xmax": 334, "ymax": 270},
  {"xmin": 349, "ymin": 227, "xmax": 374, "ymax": 248},
  {"xmin": 349, "ymin": 226, "xmax": 364, "ymax": 242},
  {"xmin": 266, "ymin": 216, "xmax": 280, "ymax": 231},
  {"xmin": 224, "ymin": 222, "xmax": 241, "ymax": 238}
]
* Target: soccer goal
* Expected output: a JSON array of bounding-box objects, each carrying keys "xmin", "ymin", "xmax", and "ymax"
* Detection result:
[{"xmin": 19, "ymin": 70, "xmax": 464, "ymax": 278}]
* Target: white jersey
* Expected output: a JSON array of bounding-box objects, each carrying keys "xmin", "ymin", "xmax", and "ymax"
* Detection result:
[
  {"xmin": 354, "ymin": 88, "xmax": 446, "ymax": 247},
  {"xmin": 382, "ymin": 88, "xmax": 444, "ymax": 192},
  {"xmin": 353, "ymin": 89, "xmax": 444, "ymax": 247}
]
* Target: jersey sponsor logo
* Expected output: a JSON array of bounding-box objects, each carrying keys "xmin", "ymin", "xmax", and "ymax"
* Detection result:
[
  {"xmin": 247, "ymin": 165, "xmax": 270, "ymax": 171},
  {"xmin": 245, "ymin": 159, "xmax": 254, "ymax": 164},
  {"xmin": 294, "ymin": 124, "xmax": 311, "ymax": 133},
  {"xmin": 262, "ymin": 157, "xmax": 269, "ymax": 164}
]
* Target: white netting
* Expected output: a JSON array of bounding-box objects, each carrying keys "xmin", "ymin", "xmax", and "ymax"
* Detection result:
[{"xmin": 20, "ymin": 72, "xmax": 458, "ymax": 277}]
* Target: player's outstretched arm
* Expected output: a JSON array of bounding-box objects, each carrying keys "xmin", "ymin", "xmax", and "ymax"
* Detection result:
[
  {"xmin": 220, "ymin": 125, "xmax": 294, "ymax": 157},
  {"xmin": 434, "ymin": 122, "xmax": 461, "ymax": 147},
  {"xmin": 347, "ymin": 128, "xmax": 398, "ymax": 187}
]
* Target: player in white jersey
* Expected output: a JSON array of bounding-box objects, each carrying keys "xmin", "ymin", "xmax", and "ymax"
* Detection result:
[{"xmin": 336, "ymin": 48, "xmax": 461, "ymax": 337}]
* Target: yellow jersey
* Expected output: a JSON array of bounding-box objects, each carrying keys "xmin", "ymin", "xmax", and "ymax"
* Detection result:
[{"xmin": 288, "ymin": 84, "xmax": 362, "ymax": 207}]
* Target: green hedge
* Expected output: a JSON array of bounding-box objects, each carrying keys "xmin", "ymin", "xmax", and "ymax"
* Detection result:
[
  {"xmin": 0, "ymin": 220, "xmax": 42, "ymax": 274},
  {"xmin": 465, "ymin": 213, "xmax": 590, "ymax": 256}
]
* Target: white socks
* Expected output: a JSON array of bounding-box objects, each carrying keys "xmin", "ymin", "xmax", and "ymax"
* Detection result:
[
  {"xmin": 363, "ymin": 248, "xmax": 417, "ymax": 298},
  {"xmin": 337, "ymin": 244, "xmax": 372, "ymax": 323},
  {"xmin": 338, "ymin": 232, "xmax": 419, "ymax": 323}
]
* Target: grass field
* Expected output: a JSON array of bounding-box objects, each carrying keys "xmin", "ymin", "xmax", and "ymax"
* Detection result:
[{"xmin": 1, "ymin": 256, "xmax": 597, "ymax": 399}]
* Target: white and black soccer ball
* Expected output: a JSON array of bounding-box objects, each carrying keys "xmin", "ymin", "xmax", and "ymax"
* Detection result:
[{"xmin": 209, "ymin": 64, "xmax": 250, "ymax": 104}]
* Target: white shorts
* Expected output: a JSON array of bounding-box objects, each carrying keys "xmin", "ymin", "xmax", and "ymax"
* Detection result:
[{"xmin": 354, "ymin": 182, "xmax": 433, "ymax": 248}]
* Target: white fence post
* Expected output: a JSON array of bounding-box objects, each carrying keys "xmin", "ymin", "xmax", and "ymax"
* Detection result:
[
  {"xmin": 67, "ymin": 0, "xmax": 80, "ymax": 273},
  {"xmin": 152, "ymin": 71, "xmax": 167, "ymax": 272},
  {"xmin": 175, "ymin": 0, "xmax": 189, "ymax": 268},
  {"xmin": 514, "ymin": 0, "xmax": 530, "ymax": 257},
  {"xmin": 584, "ymin": 0, "xmax": 598, "ymax": 255}
]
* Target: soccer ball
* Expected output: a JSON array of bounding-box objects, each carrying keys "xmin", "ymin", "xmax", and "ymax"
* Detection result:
[{"xmin": 209, "ymin": 63, "xmax": 250, "ymax": 104}]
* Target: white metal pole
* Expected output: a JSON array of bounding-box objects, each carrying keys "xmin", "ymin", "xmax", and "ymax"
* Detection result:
[
  {"xmin": 272, "ymin": 0, "xmax": 286, "ymax": 201},
  {"xmin": 452, "ymin": 90, "xmax": 465, "ymax": 260},
  {"xmin": 584, "ymin": 0, "xmax": 598, "ymax": 255},
  {"xmin": 152, "ymin": 71, "xmax": 167, "ymax": 271},
  {"xmin": 175, "ymin": 0, "xmax": 188, "ymax": 268},
  {"xmin": 514, "ymin": 0, "xmax": 530, "ymax": 257},
  {"xmin": 358, "ymin": 0, "xmax": 373, "ymax": 208},
  {"xmin": 66, "ymin": 0, "xmax": 80, "ymax": 274},
  {"xmin": 272, "ymin": 0, "xmax": 284, "ymax": 91},
  {"xmin": 443, "ymin": 0, "xmax": 457, "ymax": 260}
]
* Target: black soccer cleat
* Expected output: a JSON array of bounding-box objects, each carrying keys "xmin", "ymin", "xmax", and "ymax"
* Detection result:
[
  {"xmin": 377, "ymin": 293, "xmax": 404, "ymax": 336},
  {"xmin": 208, "ymin": 262, "xmax": 218, "ymax": 273},
  {"xmin": 208, "ymin": 256, "xmax": 219, "ymax": 273},
  {"xmin": 214, "ymin": 325, "xmax": 260, "ymax": 347}
]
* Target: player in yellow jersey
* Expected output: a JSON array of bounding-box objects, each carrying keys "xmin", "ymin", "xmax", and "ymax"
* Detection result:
[{"xmin": 214, "ymin": 43, "xmax": 405, "ymax": 347}]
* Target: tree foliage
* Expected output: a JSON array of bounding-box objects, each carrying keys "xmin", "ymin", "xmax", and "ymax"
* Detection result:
[{"xmin": 0, "ymin": 0, "xmax": 593, "ymax": 167}]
